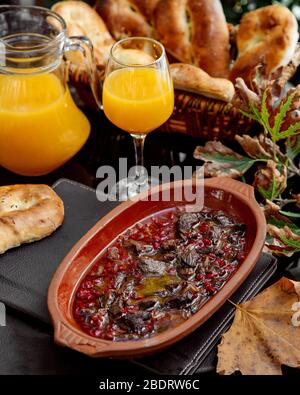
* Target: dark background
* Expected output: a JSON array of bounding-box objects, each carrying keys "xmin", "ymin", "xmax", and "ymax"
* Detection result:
[{"xmin": 8, "ymin": 1, "xmax": 300, "ymax": 24}]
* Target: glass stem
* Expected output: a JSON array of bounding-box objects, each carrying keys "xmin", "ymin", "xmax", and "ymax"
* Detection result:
[{"xmin": 131, "ymin": 133, "xmax": 146, "ymax": 185}]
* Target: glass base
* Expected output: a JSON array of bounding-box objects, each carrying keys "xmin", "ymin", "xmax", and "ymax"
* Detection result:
[{"xmin": 108, "ymin": 177, "xmax": 159, "ymax": 201}]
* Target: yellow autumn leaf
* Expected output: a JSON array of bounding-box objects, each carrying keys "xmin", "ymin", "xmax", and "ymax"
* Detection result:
[{"xmin": 217, "ymin": 277, "xmax": 300, "ymax": 375}]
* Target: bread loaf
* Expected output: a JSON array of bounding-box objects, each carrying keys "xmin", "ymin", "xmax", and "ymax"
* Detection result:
[
  {"xmin": 0, "ymin": 185, "xmax": 64, "ymax": 254},
  {"xmin": 170, "ymin": 63, "xmax": 235, "ymax": 102},
  {"xmin": 95, "ymin": 0, "xmax": 155, "ymax": 40},
  {"xmin": 154, "ymin": 0, "xmax": 230, "ymax": 78},
  {"xmin": 230, "ymin": 5, "xmax": 299, "ymax": 85},
  {"xmin": 52, "ymin": 1, "xmax": 115, "ymax": 67}
]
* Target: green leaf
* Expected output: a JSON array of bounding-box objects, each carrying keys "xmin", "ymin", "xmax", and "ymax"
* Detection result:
[
  {"xmin": 254, "ymin": 161, "xmax": 287, "ymax": 201},
  {"xmin": 194, "ymin": 141, "xmax": 257, "ymax": 178},
  {"xmin": 280, "ymin": 235, "xmax": 300, "ymax": 251},
  {"xmin": 249, "ymin": 101, "xmax": 263, "ymax": 124},
  {"xmin": 197, "ymin": 152, "xmax": 256, "ymax": 177},
  {"xmin": 260, "ymin": 89, "xmax": 271, "ymax": 131},
  {"xmin": 277, "ymin": 121, "xmax": 300, "ymax": 140},
  {"xmin": 266, "ymin": 222, "xmax": 300, "ymax": 257},
  {"xmin": 239, "ymin": 108, "xmax": 259, "ymax": 122},
  {"xmin": 257, "ymin": 175, "xmax": 277, "ymax": 201},
  {"xmin": 272, "ymin": 92, "xmax": 296, "ymax": 140},
  {"xmin": 279, "ymin": 210, "xmax": 300, "ymax": 218},
  {"xmin": 267, "ymin": 216, "xmax": 300, "ymax": 235},
  {"xmin": 286, "ymin": 135, "xmax": 300, "ymax": 160}
]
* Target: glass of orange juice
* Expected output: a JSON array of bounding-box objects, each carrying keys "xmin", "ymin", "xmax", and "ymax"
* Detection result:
[{"xmin": 103, "ymin": 37, "xmax": 174, "ymax": 199}]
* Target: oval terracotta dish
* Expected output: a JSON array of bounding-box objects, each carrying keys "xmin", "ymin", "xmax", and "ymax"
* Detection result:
[{"xmin": 48, "ymin": 177, "xmax": 266, "ymax": 358}]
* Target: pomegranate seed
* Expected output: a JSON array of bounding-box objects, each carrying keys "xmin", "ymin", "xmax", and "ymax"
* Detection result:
[
  {"xmin": 206, "ymin": 272, "xmax": 217, "ymax": 279},
  {"xmin": 81, "ymin": 280, "xmax": 93, "ymax": 289},
  {"xmin": 76, "ymin": 289, "xmax": 94, "ymax": 301},
  {"xmin": 89, "ymin": 313, "xmax": 103, "ymax": 327},
  {"xmin": 203, "ymin": 238, "xmax": 211, "ymax": 247},
  {"xmin": 216, "ymin": 258, "xmax": 225, "ymax": 267},
  {"xmin": 199, "ymin": 223, "xmax": 209, "ymax": 232}
]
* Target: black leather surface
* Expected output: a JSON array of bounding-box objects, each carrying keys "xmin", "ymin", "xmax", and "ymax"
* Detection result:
[
  {"xmin": 0, "ymin": 179, "xmax": 119, "ymax": 323},
  {"xmin": 0, "ymin": 179, "xmax": 277, "ymax": 375}
]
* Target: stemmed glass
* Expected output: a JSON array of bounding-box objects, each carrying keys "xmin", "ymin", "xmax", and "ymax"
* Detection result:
[{"xmin": 103, "ymin": 37, "xmax": 174, "ymax": 199}]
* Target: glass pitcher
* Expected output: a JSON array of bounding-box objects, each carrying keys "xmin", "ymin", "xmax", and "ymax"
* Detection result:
[{"xmin": 0, "ymin": 5, "xmax": 101, "ymax": 176}]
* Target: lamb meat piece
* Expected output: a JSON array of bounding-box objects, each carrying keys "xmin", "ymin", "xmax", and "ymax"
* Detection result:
[
  {"xmin": 114, "ymin": 272, "xmax": 126, "ymax": 290},
  {"xmin": 124, "ymin": 239, "xmax": 154, "ymax": 255},
  {"xmin": 197, "ymin": 209, "xmax": 213, "ymax": 221},
  {"xmin": 178, "ymin": 212, "xmax": 200, "ymax": 235},
  {"xmin": 137, "ymin": 298, "xmax": 160, "ymax": 311},
  {"xmin": 177, "ymin": 244, "xmax": 200, "ymax": 267},
  {"xmin": 116, "ymin": 311, "xmax": 152, "ymax": 334},
  {"xmin": 119, "ymin": 278, "xmax": 135, "ymax": 300},
  {"xmin": 227, "ymin": 223, "xmax": 246, "ymax": 237},
  {"xmin": 138, "ymin": 256, "xmax": 167, "ymax": 276},
  {"xmin": 197, "ymin": 255, "xmax": 212, "ymax": 272},
  {"xmin": 177, "ymin": 266, "xmax": 196, "ymax": 280},
  {"xmin": 162, "ymin": 252, "xmax": 177, "ymax": 264},
  {"xmin": 161, "ymin": 239, "xmax": 177, "ymax": 251},
  {"xmin": 164, "ymin": 290, "xmax": 195, "ymax": 310},
  {"xmin": 109, "ymin": 300, "xmax": 123, "ymax": 318},
  {"xmin": 206, "ymin": 226, "xmax": 222, "ymax": 247},
  {"xmin": 99, "ymin": 290, "xmax": 116, "ymax": 309},
  {"xmin": 107, "ymin": 246, "xmax": 120, "ymax": 261},
  {"xmin": 214, "ymin": 211, "xmax": 234, "ymax": 226},
  {"xmin": 165, "ymin": 282, "xmax": 182, "ymax": 295}
]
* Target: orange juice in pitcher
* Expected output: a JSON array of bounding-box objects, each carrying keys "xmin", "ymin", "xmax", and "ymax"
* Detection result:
[
  {"xmin": 0, "ymin": 73, "xmax": 90, "ymax": 176},
  {"xmin": 0, "ymin": 5, "xmax": 101, "ymax": 176}
]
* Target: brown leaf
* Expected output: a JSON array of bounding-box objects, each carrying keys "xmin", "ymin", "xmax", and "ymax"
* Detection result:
[
  {"xmin": 257, "ymin": 134, "xmax": 286, "ymax": 162},
  {"xmin": 232, "ymin": 78, "xmax": 260, "ymax": 112},
  {"xmin": 266, "ymin": 224, "xmax": 300, "ymax": 256},
  {"xmin": 263, "ymin": 199, "xmax": 281, "ymax": 214},
  {"xmin": 268, "ymin": 224, "xmax": 300, "ymax": 245},
  {"xmin": 251, "ymin": 46, "xmax": 300, "ymax": 97},
  {"xmin": 217, "ymin": 278, "xmax": 300, "ymax": 375},
  {"xmin": 253, "ymin": 160, "xmax": 287, "ymax": 201},
  {"xmin": 233, "ymin": 48, "xmax": 300, "ymax": 143},
  {"xmin": 193, "ymin": 141, "xmax": 254, "ymax": 178},
  {"xmin": 270, "ymin": 45, "xmax": 300, "ymax": 96},
  {"xmin": 235, "ymin": 134, "xmax": 272, "ymax": 159},
  {"xmin": 294, "ymin": 194, "xmax": 300, "ymax": 209}
]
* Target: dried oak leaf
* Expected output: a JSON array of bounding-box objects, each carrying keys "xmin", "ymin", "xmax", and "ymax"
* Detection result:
[
  {"xmin": 217, "ymin": 277, "xmax": 300, "ymax": 375},
  {"xmin": 235, "ymin": 134, "xmax": 272, "ymax": 160},
  {"xmin": 287, "ymin": 135, "xmax": 300, "ymax": 160},
  {"xmin": 253, "ymin": 160, "xmax": 287, "ymax": 201},
  {"xmin": 252, "ymin": 46, "xmax": 300, "ymax": 97},
  {"xmin": 233, "ymin": 54, "xmax": 300, "ymax": 142},
  {"xmin": 232, "ymin": 78, "xmax": 260, "ymax": 112},
  {"xmin": 270, "ymin": 45, "xmax": 300, "ymax": 95},
  {"xmin": 193, "ymin": 141, "xmax": 255, "ymax": 178},
  {"xmin": 266, "ymin": 224, "xmax": 300, "ymax": 256},
  {"xmin": 235, "ymin": 134, "xmax": 270, "ymax": 159},
  {"xmin": 263, "ymin": 200, "xmax": 290, "ymax": 222},
  {"xmin": 294, "ymin": 194, "xmax": 300, "ymax": 209}
]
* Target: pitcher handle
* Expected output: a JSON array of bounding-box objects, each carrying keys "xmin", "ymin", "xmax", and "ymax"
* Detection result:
[{"xmin": 65, "ymin": 36, "xmax": 102, "ymax": 109}]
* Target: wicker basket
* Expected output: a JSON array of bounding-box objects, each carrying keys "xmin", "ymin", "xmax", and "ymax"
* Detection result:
[
  {"xmin": 160, "ymin": 90, "xmax": 253, "ymax": 140},
  {"xmin": 68, "ymin": 23, "xmax": 253, "ymax": 141}
]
